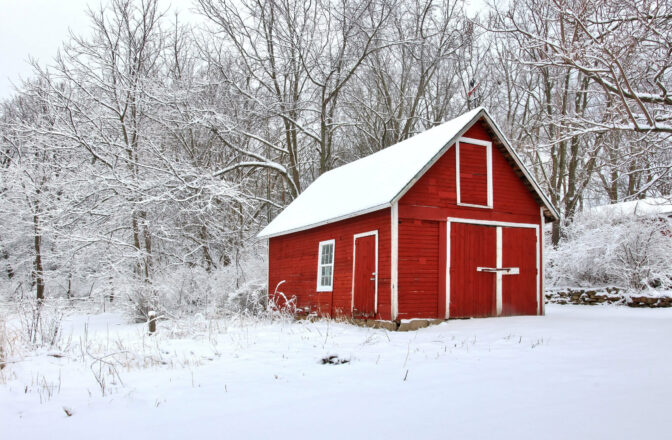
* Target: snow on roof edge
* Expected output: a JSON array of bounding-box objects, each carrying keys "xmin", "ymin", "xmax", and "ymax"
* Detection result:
[
  {"xmin": 258, "ymin": 203, "xmax": 391, "ymax": 239},
  {"xmin": 258, "ymin": 107, "xmax": 559, "ymax": 239},
  {"xmin": 257, "ymin": 108, "xmax": 485, "ymax": 238}
]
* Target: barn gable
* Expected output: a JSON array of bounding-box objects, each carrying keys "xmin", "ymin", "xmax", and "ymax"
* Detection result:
[
  {"xmin": 395, "ymin": 121, "xmax": 545, "ymax": 320},
  {"xmin": 399, "ymin": 121, "xmax": 542, "ymax": 222},
  {"xmin": 258, "ymin": 107, "xmax": 558, "ymax": 239}
]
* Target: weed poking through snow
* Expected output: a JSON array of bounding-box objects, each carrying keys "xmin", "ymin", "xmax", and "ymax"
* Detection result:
[{"xmin": 320, "ymin": 355, "xmax": 349, "ymax": 365}]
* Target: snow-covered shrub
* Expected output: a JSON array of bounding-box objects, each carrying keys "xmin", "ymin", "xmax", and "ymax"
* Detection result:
[
  {"xmin": 124, "ymin": 282, "xmax": 160, "ymax": 323},
  {"xmin": 15, "ymin": 299, "xmax": 67, "ymax": 349},
  {"xmin": 547, "ymin": 210, "xmax": 672, "ymax": 289},
  {"xmin": 121, "ymin": 248, "xmax": 269, "ymax": 320},
  {"xmin": 221, "ymin": 280, "xmax": 268, "ymax": 317},
  {"xmin": 0, "ymin": 317, "xmax": 6, "ymax": 370}
]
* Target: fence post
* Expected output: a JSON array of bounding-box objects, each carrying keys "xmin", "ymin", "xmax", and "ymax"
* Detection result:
[{"xmin": 148, "ymin": 311, "xmax": 157, "ymax": 335}]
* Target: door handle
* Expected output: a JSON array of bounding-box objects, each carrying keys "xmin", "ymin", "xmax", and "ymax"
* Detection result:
[{"xmin": 476, "ymin": 267, "xmax": 520, "ymax": 275}]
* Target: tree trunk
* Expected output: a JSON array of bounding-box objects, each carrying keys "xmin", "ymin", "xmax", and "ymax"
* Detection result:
[{"xmin": 32, "ymin": 207, "xmax": 45, "ymax": 301}]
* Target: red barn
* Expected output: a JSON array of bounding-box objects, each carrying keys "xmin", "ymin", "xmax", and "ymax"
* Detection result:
[{"xmin": 259, "ymin": 108, "xmax": 559, "ymax": 322}]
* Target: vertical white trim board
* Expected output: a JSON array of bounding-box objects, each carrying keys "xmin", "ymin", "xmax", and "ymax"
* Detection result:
[
  {"xmin": 391, "ymin": 202, "xmax": 399, "ymax": 321},
  {"xmin": 266, "ymin": 238, "xmax": 270, "ymax": 300},
  {"xmin": 445, "ymin": 220, "xmax": 451, "ymax": 319},
  {"xmin": 539, "ymin": 206, "xmax": 545, "ymax": 316},
  {"xmin": 495, "ymin": 226, "xmax": 503, "ymax": 316}
]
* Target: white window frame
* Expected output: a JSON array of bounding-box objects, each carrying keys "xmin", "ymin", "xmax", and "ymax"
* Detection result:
[
  {"xmin": 455, "ymin": 137, "xmax": 493, "ymax": 209},
  {"xmin": 316, "ymin": 239, "xmax": 336, "ymax": 292}
]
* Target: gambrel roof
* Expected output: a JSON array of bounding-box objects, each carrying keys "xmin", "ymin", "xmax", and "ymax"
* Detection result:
[{"xmin": 259, "ymin": 107, "xmax": 559, "ymax": 238}]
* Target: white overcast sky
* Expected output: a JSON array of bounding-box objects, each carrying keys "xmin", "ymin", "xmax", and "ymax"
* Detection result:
[
  {"xmin": 0, "ymin": 0, "xmax": 487, "ymax": 100},
  {"xmin": 0, "ymin": 0, "xmax": 196, "ymax": 100}
]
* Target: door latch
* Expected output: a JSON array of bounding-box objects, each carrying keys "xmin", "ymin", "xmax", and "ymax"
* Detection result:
[{"xmin": 476, "ymin": 267, "xmax": 520, "ymax": 275}]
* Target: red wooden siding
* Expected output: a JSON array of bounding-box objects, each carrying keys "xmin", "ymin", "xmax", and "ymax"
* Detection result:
[
  {"xmin": 268, "ymin": 209, "xmax": 392, "ymax": 320},
  {"xmin": 353, "ymin": 234, "xmax": 376, "ymax": 318},
  {"xmin": 398, "ymin": 120, "xmax": 544, "ymax": 319},
  {"xmin": 400, "ymin": 121, "xmax": 540, "ymax": 224},
  {"xmin": 449, "ymin": 223, "xmax": 497, "ymax": 318},
  {"xmin": 458, "ymin": 142, "xmax": 489, "ymax": 206},
  {"xmin": 502, "ymin": 227, "xmax": 538, "ymax": 316},
  {"xmin": 267, "ymin": 117, "xmax": 546, "ymax": 322},
  {"xmin": 398, "ymin": 219, "xmax": 440, "ymax": 319}
]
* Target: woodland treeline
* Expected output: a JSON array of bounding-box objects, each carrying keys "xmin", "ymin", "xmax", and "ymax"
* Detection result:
[{"xmin": 0, "ymin": 0, "xmax": 670, "ymax": 306}]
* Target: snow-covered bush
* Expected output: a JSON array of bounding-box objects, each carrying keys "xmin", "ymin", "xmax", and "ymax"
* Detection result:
[
  {"xmin": 121, "ymin": 248, "xmax": 269, "ymax": 320},
  {"xmin": 0, "ymin": 317, "xmax": 6, "ymax": 370},
  {"xmin": 6, "ymin": 299, "xmax": 68, "ymax": 350},
  {"xmin": 547, "ymin": 210, "xmax": 672, "ymax": 289}
]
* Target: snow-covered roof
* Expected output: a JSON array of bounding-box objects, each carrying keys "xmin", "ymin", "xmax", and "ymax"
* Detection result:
[
  {"xmin": 590, "ymin": 197, "xmax": 672, "ymax": 218},
  {"xmin": 259, "ymin": 107, "xmax": 559, "ymax": 238}
]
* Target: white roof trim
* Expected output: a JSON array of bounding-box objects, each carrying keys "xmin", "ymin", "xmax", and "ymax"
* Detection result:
[
  {"xmin": 390, "ymin": 109, "xmax": 559, "ymax": 221},
  {"xmin": 480, "ymin": 111, "xmax": 560, "ymax": 221},
  {"xmin": 258, "ymin": 203, "xmax": 391, "ymax": 239}
]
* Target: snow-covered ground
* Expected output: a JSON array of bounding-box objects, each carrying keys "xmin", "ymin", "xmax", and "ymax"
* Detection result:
[{"xmin": 2, "ymin": 304, "xmax": 671, "ymax": 439}]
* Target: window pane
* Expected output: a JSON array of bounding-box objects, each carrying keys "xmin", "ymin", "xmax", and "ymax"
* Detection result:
[
  {"xmin": 318, "ymin": 241, "xmax": 334, "ymax": 289},
  {"xmin": 320, "ymin": 265, "xmax": 332, "ymax": 287},
  {"xmin": 321, "ymin": 243, "xmax": 333, "ymax": 265}
]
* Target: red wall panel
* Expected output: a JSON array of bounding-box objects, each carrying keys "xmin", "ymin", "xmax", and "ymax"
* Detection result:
[
  {"xmin": 400, "ymin": 121, "xmax": 540, "ymax": 222},
  {"xmin": 502, "ymin": 227, "xmax": 538, "ymax": 316},
  {"xmin": 268, "ymin": 209, "xmax": 392, "ymax": 320},
  {"xmin": 398, "ymin": 219, "xmax": 440, "ymax": 319},
  {"xmin": 458, "ymin": 142, "xmax": 489, "ymax": 206},
  {"xmin": 449, "ymin": 223, "xmax": 497, "ymax": 318},
  {"xmin": 398, "ymin": 120, "xmax": 544, "ymax": 319}
]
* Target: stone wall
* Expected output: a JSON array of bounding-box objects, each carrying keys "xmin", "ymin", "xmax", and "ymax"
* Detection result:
[{"xmin": 545, "ymin": 287, "xmax": 672, "ymax": 308}]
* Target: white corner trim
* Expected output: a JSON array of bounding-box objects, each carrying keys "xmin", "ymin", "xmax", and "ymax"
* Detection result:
[
  {"xmin": 539, "ymin": 206, "xmax": 545, "ymax": 315},
  {"xmin": 496, "ymin": 226, "xmax": 503, "ymax": 316},
  {"xmin": 351, "ymin": 230, "xmax": 379, "ymax": 314},
  {"xmin": 456, "ymin": 137, "xmax": 493, "ymax": 209},
  {"xmin": 391, "ymin": 202, "xmax": 399, "ymax": 321},
  {"xmin": 316, "ymin": 239, "xmax": 335, "ymax": 292},
  {"xmin": 266, "ymin": 238, "xmax": 270, "ymax": 297},
  {"xmin": 445, "ymin": 220, "xmax": 451, "ymax": 319},
  {"xmin": 535, "ymin": 226, "xmax": 541, "ymax": 316}
]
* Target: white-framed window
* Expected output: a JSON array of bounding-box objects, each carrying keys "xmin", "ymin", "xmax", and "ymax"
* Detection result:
[{"xmin": 317, "ymin": 239, "xmax": 335, "ymax": 291}]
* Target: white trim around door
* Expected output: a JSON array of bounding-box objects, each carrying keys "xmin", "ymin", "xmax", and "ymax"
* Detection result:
[
  {"xmin": 351, "ymin": 230, "xmax": 379, "ymax": 315},
  {"xmin": 445, "ymin": 217, "xmax": 540, "ymax": 319}
]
